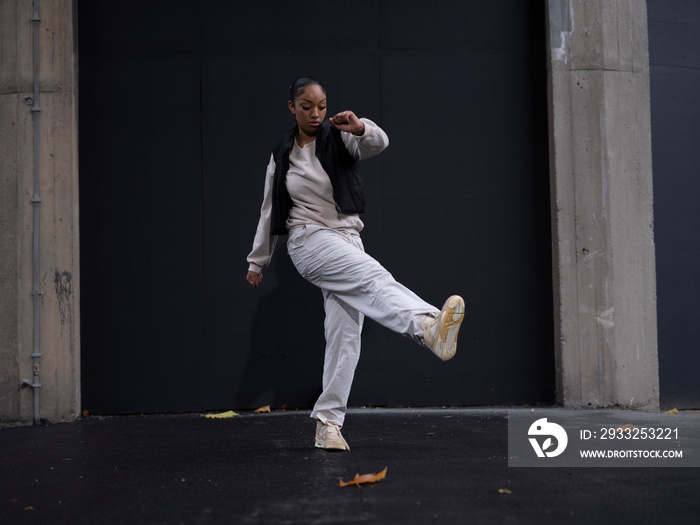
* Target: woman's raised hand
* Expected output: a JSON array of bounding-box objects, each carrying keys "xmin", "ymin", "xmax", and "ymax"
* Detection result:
[
  {"xmin": 246, "ymin": 270, "xmax": 263, "ymax": 288},
  {"xmin": 329, "ymin": 111, "xmax": 365, "ymax": 136}
]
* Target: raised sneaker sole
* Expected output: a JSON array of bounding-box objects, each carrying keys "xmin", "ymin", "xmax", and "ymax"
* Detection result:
[{"xmin": 431, "ymin": 295, "xmax": 465, "ymax": 361}]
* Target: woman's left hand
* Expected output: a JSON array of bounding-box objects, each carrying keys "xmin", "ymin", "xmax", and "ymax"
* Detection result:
[{"xmin": 329, "ymin": 111, "xmax": 365, "ymax": 136}]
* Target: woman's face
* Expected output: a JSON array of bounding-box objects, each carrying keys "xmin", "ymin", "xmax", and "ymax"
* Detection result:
[{"xmin": 288, "ymin": 84, "xmax": 327, "ymax": 137}]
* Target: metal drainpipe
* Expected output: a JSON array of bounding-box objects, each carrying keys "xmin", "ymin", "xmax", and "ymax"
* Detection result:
[{"xmin": 21, "ymin": 0, "xmax": 42, "ymax": 425}]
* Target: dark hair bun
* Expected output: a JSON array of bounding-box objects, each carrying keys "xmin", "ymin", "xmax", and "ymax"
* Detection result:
[{"xmin": 289, "ymin": 77, "xmax": 326, "ymax": 102}]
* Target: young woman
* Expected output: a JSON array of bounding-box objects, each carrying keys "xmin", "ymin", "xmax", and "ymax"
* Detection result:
[{"xmin": 246, "ymin": 77, "xmax": 464, "ymax": 451}]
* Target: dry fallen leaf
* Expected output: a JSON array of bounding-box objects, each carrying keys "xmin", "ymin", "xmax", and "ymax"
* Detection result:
[
  {"xmin": 339, "ymin": 467, "xmax": 388, "ymax": 488},
  {"xmin": 665, "ymin": 408, "xmax": 678, "ymax": 415},
  {"xmin": 615, "ymin": 424, "xmax": 636, "ymax": 433},
  {"xmin": 254, "ymin": 405, "xmax": 271, "ymax": 413},
  {"xmin": 498, "ymin": 488, "xmax": 513, "ymax": 494},
  {"xmin": 204, "ymin": 410, "xmax": 239, "ymax": 419},
  {"xmin": 81, "ymin": 409, "xmax": 90, "ymax": 418}
]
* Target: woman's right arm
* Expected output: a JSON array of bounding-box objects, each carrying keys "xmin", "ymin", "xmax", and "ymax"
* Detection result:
[{"xmin": 246, "ymin": 154, "xmax": 278, "ymax": 287}]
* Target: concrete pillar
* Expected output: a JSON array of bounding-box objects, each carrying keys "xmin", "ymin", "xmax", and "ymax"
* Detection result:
[
  {"xmin": 0, "ymin": 0, "xmax": 80, "ymax": 424},
  {"xmin": 545, "ymin": 0, "xmax": 659, "ymax": 409}
]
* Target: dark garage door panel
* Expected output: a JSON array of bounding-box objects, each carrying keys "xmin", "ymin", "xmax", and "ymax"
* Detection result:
[{"xmin": 79, "ymin": 0, "xmax": 553, "ymax": 414}]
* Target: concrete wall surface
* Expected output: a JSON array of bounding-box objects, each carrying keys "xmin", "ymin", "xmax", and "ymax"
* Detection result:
[
  {"xmin": 546, "ymin": 0, "xmax": 659, "ymax": 409},
  {"xmin": 0, "ymin": 0, "xmax": 80, "ymax": 425}
]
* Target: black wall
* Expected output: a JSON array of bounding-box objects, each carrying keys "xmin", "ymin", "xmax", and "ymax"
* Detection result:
[
  {"xmin": 648, "ymin": 1, "xmax": 700, "ymax": 409},
  {"xmin": 79, "ymin": 0, "xmax": 553, "ymax": 414}
]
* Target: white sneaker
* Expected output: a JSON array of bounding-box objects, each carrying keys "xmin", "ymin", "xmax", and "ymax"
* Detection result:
[
  {"xmin": 422, "ymin": 295, "xmax": 465, "ymax": 361},
  {"xmin": 315, "ymin": 420, "xmax": 350, "ymax": 451}
]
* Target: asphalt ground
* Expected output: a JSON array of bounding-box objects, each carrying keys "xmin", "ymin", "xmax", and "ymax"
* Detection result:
[{"xmin": 1, "ymin": 408, "xmax": 699, "ymax": 524}]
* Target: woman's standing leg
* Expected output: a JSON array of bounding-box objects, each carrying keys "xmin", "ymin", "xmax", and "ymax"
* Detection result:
[
  {"xmin": 311, "ymin": 291, "xmax": 363, "ymax": 450},
  {"xmin": 313, "ymin": 290, "xmax": 363, "ymax": 425}
]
